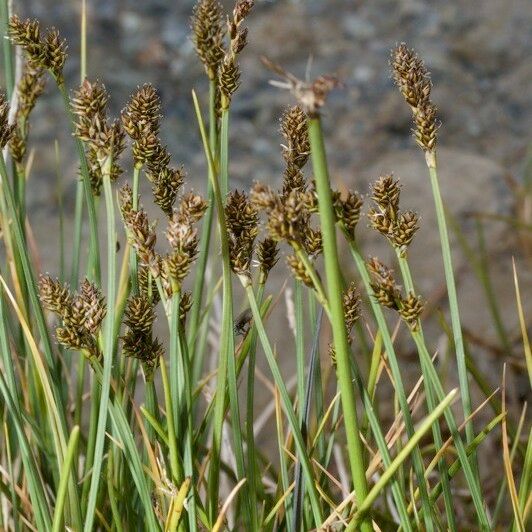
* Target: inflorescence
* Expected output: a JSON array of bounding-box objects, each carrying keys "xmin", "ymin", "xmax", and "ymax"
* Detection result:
[{"xmin": 391, "ymin": 43, "xmax": 439, "ymax": 158}]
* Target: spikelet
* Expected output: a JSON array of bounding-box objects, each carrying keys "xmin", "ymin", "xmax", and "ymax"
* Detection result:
[
  {"xmin": 399, "ymin": 292, "xmax": 425, "ymax": 330},
  {"xmin": 256, "ymin": 238, "xmax": 279, "ymax": 281},
  {"xmin": 9, "ymin": 16, "xmax": 67, "ymax": 83},
  {"xmin": 191, "ymin": 0, "xmax": 226, "ymax": 80},
  {"xmin": 286, "ymin": 254, "xmax": 313, "ymax": 288}
]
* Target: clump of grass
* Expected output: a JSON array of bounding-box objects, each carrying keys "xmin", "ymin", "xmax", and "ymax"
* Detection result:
[{"xmin": 0, "ymin": 3, "xmax": 529, "ymax": 531}]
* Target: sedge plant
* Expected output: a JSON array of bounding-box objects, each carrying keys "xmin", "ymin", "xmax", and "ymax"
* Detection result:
[{"xmin": 0, "ymin": 3, "xmax": 528, "ymax": 531}]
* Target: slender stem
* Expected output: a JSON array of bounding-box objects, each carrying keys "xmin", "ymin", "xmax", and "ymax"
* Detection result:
[
  {"xmin": 52, "ymin": 426, "xmax": 80, "ymax": 532},
  {"xmin": 219, "ymin": 108, "xmax": 229, "ymax": 199},
  {"xmin": 395, "ymin": 249, "xmax": 457, "ymax": 531},
  {"xmin": 177, "ymin": 327, "xmax": 198, "ymax": 532},
  {"xmin": 243, "ymin": 282, "xmax": 323, "ymax": 525},
  {"xmin": 189, "ymin": 79, "xmax": 217, "ymax": 368},
  {"xmin": 0, "ymin": 0, "xmax": 14, "ymax": 99},
  {"xmin": 192, "ymin": 91, "xmax": 245, "ymax": 523},
  {"xmin": 70, "ymin": 182, "xmax": 85, "ymax": 286},
  {"xmin": 295, "ymin": 280, "xmax": 305, "ymax": 422},
  {"xmin": 245, "ymin": 281, "xmax": 265, "ymax": 531},
  {"xmin": 83, "ymin": 162, "xmax": 115, "ymax": 532},
  {"xmin": 129, "ymin": 165, "xmax": 140, "ymax": 294},
  {"xmin": 396, "ymin": 250, "xmax": 489, "ymax": 528},
  {"xmin": 346, "ymin": 238, "xmax": 436, "ymax": 527},
  {"xmin": 160, "ymin": 356, "xmax": 184, "ymax": 484},
  {"xmin": 308, "ymin": 116, "xmax": 370, "ymax": 529},
  {"xmin": 427, "ymin": 156, "xmax": 475, "ymax": 448},
  {"xmin": 345, "ymin": 390, "xmax": 459, "ymax": 531}
]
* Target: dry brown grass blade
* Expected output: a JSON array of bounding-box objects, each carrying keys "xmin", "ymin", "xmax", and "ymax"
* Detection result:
[
  {"xmin": 212, "ymin": 478, "xmax": 247, "ymax": 532},
  {"xmin": 512, "ymin": 258, "xmax": 532, "ymax": 387},
  {"xmin": 502, "ymin": 365, "xmax": 525, "ymax": 531}
]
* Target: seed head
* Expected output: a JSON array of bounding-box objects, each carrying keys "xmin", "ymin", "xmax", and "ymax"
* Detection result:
[
  {"xmin": 163, "ymin": 249, "xmax": 192, "ymax": 288},
  {"xmin": 335, "ymin": 191, "xmax": 363, "ymax": 237},
  {"xmin": 78, "ymin": 279, "xmax": 106, "ymax": 334},
  {"xmin": 145, "ymin": 142, "xmax": 172, "ymax": 175},
  {"xmin": 391, "ymin": 43, "xmax": 431, "ymax": 111},
  {"xmin": 126, "ymin": 209, "xmax": 159, "ymax": 273},
  {"xmin": 413, "ymin": 101, "xmax": 438, "ymax": 152},
  {"xmin": 219, "ymin": 56, "xmax": 240, "ymax": 107},
  {"xmin": 226, "ymin": 190, "xmax": 258, "ymax": 276},
  {"xmin": 367, "ymin": 257, "xmax": 401, "ymax": 310},
  {"xmin": 280, "ymin": 105, "xmax": 309, "ymax": 168},
  {"xmin": 39, "ymin": 275, "xmax": 72, "ymax": 317},
  {"xmin": 55, "ymin": 325, "xmax": 87, "ymax": 352},
  {"xmin": 166, "ymin": 214, "xmax": 200, "ymax": 257},
  {"xmin": 179, "ymin": 292, "xmax": 193, "ymax": 323},
  {"xmin": 71, "ymin": 78, "xmax": 109, "ymax": 118},
  {"xmin": 368, "ymin": 207, "xmax": 394, "ymax": 238},
  {"xmin": 304, "ymin": 226, "xmax": 322, "ymax": 257},
  {"xmin": 9, "ymin": 16, "xmax": 68, "ymax": 83},
  {"xmin": 8, "ymin": 16, "xmax": 41, "ymax": 51},
  {"xmin": 72, "ymin": 79, "xmax": 125, "ymax": 164},
  {"xmin": 286, "ymin": 254, "xmax": 313, "ymax": 288},
  {"xmin": 122, "ymin": 331, "xmax": 163, "ymax": 382},
  {"xmin": 267, "ymin": 189, "xmax": 309, "ymax": 244},
  {"xmin": 0, "ymin": 92, "xmax": 15, "ymax": 149},
  {"xmin": 119, "ymin": 183, "xmax": 136, "ymax": 224},
  {"xmin": 178, "ymin": 191, "xmax": 209, "ymax": 223},
  {"xmin": 131, "ymin": 124, "xmax": 159, "ymax": 167},
  {"xmin": 122, "ymin": 84, "xmax": 161, "ymax": 136},
  {"xmin": 124, "ymin": 295, "xmax": 155, "ymax": 335},
  {"xmin": 399, "ymin": 292, "xmax": 425, "ymax": 330},
  {"xmin": 191, "ymin": 0, "xmax": 226, "ymax": 79},
  {"xmin": 9, "ymin": 130, "xmax": 26, "ymax": 163},
  {"xmin": 371, "ymin": 174, "xmax": 401, "ymax": 214},
  {"xmin": 233, "ymin": 0, "xmax": 254, "ymax": 24},
  {"xmin": 393, "ymin": 210, "xmax": 419, "ymax": 249},
  {"xmin": 343, "ymin": 282, "xmax": 361, "ymax": 332},
  {"xmin": 15, "ymin": 63, "xmax": 46, "ymax": 122},
  {"xmin": 40, "ymin": 275, "xmax": 104, "ymax": 362},
  {"xmin": 152, "ymin": 167, "xmax": 184, "ymax": 216},
  {"xmin": 256, "ymin": 238, "xmax": 279, "ymax": 281},
  {"xmin": 42, "ymin": 28, "xmax": 67, "ymax": 82}
]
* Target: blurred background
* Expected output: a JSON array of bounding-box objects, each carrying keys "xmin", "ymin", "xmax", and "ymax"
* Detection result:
[{"xmin": 7, "ymin": 0, "xmax": 531, "ymax": 478}]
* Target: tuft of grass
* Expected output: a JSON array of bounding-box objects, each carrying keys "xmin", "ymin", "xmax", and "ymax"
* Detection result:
[{"xmin": 0, "ymin": 4, "xmax": 528, "ymax": 531}]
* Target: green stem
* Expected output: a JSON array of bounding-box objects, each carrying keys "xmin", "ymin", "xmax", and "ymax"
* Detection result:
[
  {"xmin": 219, "ymin": 108, "xmax": 229, "ymax": 199},
  {"xmin": 346, "ymin": 238, "xmax": 436, "ymax": 528},
  {"xmin": 70, "ymin": 182, "xmax": 85, "ymax": 286},
  {"xmin": 243, "ymin": 282, "xmax": 323, "ymax": 526},
  {"xmin": 346, "ymin": 390, "xmax": 458, "ymax": 531},
  {"xmin": 395, "ymin": 250, "xmax": 457, "ymax": 530},
  {"xmin": 0, "ymin": 0, "xmax": 14, "ymax": 99},
  {"xmin": 245, "ymin": 282, "xmax": 265, "ymax": 531},
  {"xmin": 160, "ymin": 356, "xmax": 184, "ymax": 484},
  {"xmin": 52, "ymin": 426, "xmax": 80, "ymax": 532},
  {"xmin": 192, "ymin": 91, "xmax": 245, "ymax": 524},
  {"xmin": 397, "ymin": 249, "xmax": 489, "ymax": 528},
  {"xmin": 188, "ymin": 80, "xmax": 217, "ymax": 359},
  {"xmin": 427, "ymin": 157, "xmax": 475, "ymax": 449},
  {"xmin": 308, "ymin": 116, "xmax": 369, "ymax": 529},
  {"xmin": 83, "ymin": 162, "xmax": 115, "ymax": 532},
  {"xmin": 129, "ymin": 165, "xmax": 140, "ymax": 294}
]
